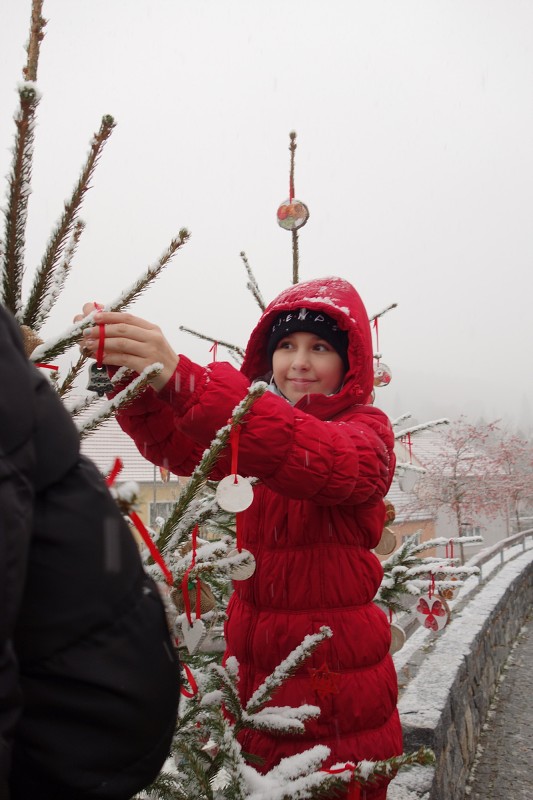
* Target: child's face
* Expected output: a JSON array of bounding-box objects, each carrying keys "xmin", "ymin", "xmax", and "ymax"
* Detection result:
[{"xmin": 272, "ymin": 331, "xmax": 345, "ymax": 404}]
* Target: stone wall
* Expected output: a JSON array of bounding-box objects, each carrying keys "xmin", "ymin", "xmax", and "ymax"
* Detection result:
[{"xmin": 390, "ymin": 550, "xmax": 533, "ymax": 800}]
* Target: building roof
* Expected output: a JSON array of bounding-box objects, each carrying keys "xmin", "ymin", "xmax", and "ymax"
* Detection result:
[{"xmin": 76, "ymin": 402, "xmax": 168, "ymax": 483}]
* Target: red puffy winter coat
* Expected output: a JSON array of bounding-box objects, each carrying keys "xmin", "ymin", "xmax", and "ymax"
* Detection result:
[{"xmin": 115, "ymin": 277, "xmax": 403, "ymax": 798}]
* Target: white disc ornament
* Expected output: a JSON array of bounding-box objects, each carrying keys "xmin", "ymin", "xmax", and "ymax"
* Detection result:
[
  {"xmin": 374, "ymin": 526, "xmax": 397, "ymax": 556},
  {"xmin": 415, "ymin": 594, "xmax": 450, "ymax": 632},
  {"xmin": 216, "ymin": 475, "xmax": 254, "ymax": 513},
  {"xmin": 389, "ymin": 623, "xmax": 406, "ymax": 654},
  {"xmin": 276, "ymin": 198, "xmax": 310, "ymax": 231},
  {"xmin": 373, "ymin": 361, "xmax": 392, "ymax": 387},
  {"xmin": 227, "ymin": 548, "xmax": 256, "ymax": 581},
  {"xmin": 398, "ymin": 469, "xmax": 420, "ymax": 493}
]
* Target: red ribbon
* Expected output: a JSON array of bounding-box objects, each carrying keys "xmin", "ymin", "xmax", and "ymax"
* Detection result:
[
  {"xmin": 105, "ymin": 456, "xmax": 123, "ymax": 487},
  {"xmin": 373, "ymin": 318, "xmax": 379, "ymax": 363},
  {"xmin": 35, "ymin": 363, "xmax": 59, "ymax": 371},
  {"xmin": 429, "ymin": 572, "xmax": 436, "ymax": 600},
  {"xmin": 446, "ymin": 539, "xmax": 454, "ymax": 560},
  {"xmin": 229, "ymin": 424, "xmax": 240, "ymax": 482},
  {"xmin": 180, "ymin": 661, "xmax": 199, "ymax": 698},
  {"xmin": 94, "ymin": 302, "xmax": 105, "ymax": 367},
  {"xmin": 209, "ymin": 341, "xmax": 218, "ymax": 362},
  {"xmin": 129, "ymin": 510, "xmax": 174, "ymax": 586},
  {"xmin": 321, "ymin": 764, "xmax": 361, "ymax": 799},
  {"xmin": 229, "ymin": 424, "xmax": 244, "ymax": 552},
  {"xmin": 180, "ymin": 525, "xmax": 201, "ymax": 625}
]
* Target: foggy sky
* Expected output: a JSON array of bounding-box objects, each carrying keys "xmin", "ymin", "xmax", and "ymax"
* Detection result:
[{"xmin": 2, "ymin": 0, "xmax": 533, "ymax": 431}]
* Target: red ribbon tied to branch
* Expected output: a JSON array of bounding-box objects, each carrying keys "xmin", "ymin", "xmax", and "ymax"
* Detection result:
[
  {"xmin": 180, "ymin": 524, "xmax": 203, "ymax": 626},
  {"xmin": 321, "ymin": 764, "xmax": 361, "ymax": 799}
]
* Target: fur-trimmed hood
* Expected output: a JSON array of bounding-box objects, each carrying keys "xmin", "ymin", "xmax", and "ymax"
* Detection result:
[{"xmin": 241, "ymin": 276, "xmax": 374, "ymax": 409}]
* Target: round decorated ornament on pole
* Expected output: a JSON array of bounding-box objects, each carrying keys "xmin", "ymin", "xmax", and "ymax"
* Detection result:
[
  {"xmin": 277, "ymin": 198, "xmax": 310, "ymax": 231},
  {"xmin": 373, "ymin": 361, "xmax": 392, "ymax": 387}
]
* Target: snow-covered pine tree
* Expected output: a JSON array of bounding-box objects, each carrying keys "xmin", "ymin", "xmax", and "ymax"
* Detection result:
[{"xmin": 1, "ymin": 6, "xmax": 473, "ymax": 797}]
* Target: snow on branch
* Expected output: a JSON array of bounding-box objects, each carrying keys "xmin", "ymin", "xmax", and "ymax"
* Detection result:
[
  {"xmin": 394, "ymin": 418, "xmax": 449, "ymax": 439},
  {"xmin": 75, "ymin": 363, "xmax": 163, "ymax": 439},
  {"xmin": 240, "ymin": 251, "xmax": 266, "ymax": 312},
  {"xmin": 245, "ymin": 627, "xmax": 332, "ymax": 714},
  {"xmin": 369, "ymin": 302, "xmax": 398, "ymax": 322}
]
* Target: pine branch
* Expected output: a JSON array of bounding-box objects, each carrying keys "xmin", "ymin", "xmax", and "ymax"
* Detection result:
[
  {"xmin": 32, "ymin": 219, "xmax": 86, "ymax": 331},
  {"xmin": 29, "ymin": 229, "xmax": 189, "ymax": 364},
  {"xmin": 369, "ymin": 303, "xmax": 398, "ymax": 322},
  {"xmin": 57, "ymin": 350, "xmax": 89, "ymax": 399},
  {"xmin": 23, "ymin": 0, "xmax": 47, "ymax": 82},
  {"xmin": 76, "ymin": 364, "xmax": 163, "ymax": 439},
  {"xmin": 174, "ymin": 740, "xmax": 213, "ymax": 798},
  {"xmin": 156, "ymin": 382, "xmax": 268, "ymax": 554},
  {"xmin": 375, "ymin": 533, "xmax": 482, "ymax": 612},
  {"xmin": 240, "ymin": 251, "xmax": 266, "ymax": 311},
  {"xmin": 22, "ymin": 116, "xmax": 115, "ymax": 330},
  {"xmin": 208, "ymin": 663, "xmax": 245, "ymax": 725},
  {"xmin": 111, "ymin": 228, "xmax": 190, "ymax": 310},
  {"xmin": 1, "ymin": 83, "xmax": 40, "ymax": 314},
  {"xmin": 178, "ymin": 325, "xmax": 246, "ymax": 359},
  {"xmin": 245, "ymin": 627, "xmax": 332, "ymax": 714}
]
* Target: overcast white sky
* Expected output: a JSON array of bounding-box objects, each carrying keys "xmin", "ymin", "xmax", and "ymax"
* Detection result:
[{"xmin": 2, "ymin": 0, "xmax": 533, "ymax": 430}]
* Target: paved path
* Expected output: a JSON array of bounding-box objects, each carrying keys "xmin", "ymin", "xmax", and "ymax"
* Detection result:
[{"xmin": 464, "ymin": 613, "xmax": 533, "ymax": 799}]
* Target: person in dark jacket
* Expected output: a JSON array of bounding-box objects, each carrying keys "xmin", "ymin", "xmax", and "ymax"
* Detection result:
[{"xmin": 0, "ymin": 304, "xmax": 180, "ymax": 800}]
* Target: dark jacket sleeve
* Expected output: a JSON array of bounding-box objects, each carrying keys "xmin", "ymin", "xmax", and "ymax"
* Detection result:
[
  {"xmin": 0, "ymin": 308, "xmax": 36, "ymax": 798},
  {"xmin": 0, "ymin": 306, "xmax": 180, "ymax": 800}
]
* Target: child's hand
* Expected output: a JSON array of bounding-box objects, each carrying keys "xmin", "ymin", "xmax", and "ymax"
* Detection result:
[{"xmin": 79, "ymin": 309, "xmax": 179, "ymax": 392}]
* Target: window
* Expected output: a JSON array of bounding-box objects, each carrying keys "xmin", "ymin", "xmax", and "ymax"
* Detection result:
[{"xmin": 460, "ymin": 524, "xmax": 481, "ymax": 537}]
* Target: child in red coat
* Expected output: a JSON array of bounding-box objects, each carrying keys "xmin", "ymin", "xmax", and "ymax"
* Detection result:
[{"xmin": 78, "ymin": 276, "xmax": 403, "ymax": 798}]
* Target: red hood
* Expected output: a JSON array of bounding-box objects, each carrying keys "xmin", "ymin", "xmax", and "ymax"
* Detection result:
[{"xmin": 241, "ymin": 276, "xmax": 374, "ymax": 414}]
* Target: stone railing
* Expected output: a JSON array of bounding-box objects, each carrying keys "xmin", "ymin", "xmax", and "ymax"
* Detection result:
[{"xmin": 390, "ymin": 530, "xmax": 533, "ymax": 800}]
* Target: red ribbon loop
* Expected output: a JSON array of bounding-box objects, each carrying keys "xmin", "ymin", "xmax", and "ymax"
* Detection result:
[
  {"xmin": 93, "ymin": 302, "xmax": 105, "ymax": 367},
  {"xmin": 373, "ymin": 317, "xmax": 379, "ymax": 362},
  {"xmin": 181, "ymin": 525, "xmax": 201, "ymax": 625},
  {"xmin": 180, "ymin": 662, "xmax": 199, "ymax": 698},
  {"xmin": 105, "ymin": 456, "xmax": 123, "ymax": 487},
  {"xmin": 129, "ymin": 511, "xmax": 174, "ymax": 586},
  {"xmin": 321, "ymin": 764, "xmax": 360, "ymax": 799},
  {"xmin": 209, "ymin": 341, "xmax": 218, "ymax": 362},
  {"xmin": 35, "ymin": 363, "xmax": 59, "ymax": 371},
  {"xmin": 230, "ymin": 424, "xmax": 240, "ymax": 482}
]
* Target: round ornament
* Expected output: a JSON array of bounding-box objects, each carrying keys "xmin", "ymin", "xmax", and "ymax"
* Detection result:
[
  {"xmin": 227, "ymin": 548, "xmax": 256, "ymax": 581},
  {"xmin": 374, "ymin": 526, "xmax": 397, "ymax": 556},
  {"xmin": 216, "ymin": 475, "xmax": 254, "ymax": 513},
  {"xmin": 438, "ymin": 576, "xmax": 458, "ymax": 601},
  {"xmin": 398, "ymin": 469, "xmax": 420, "ymax": 493},
  {"xmin": 389, "ymin": 623, "xmax": 406, "ymax": 654},
  {"xmin": 276, "ymin": 198, "xmax": 310, "ymax": 231},
  {"xmin": 373, "ymin": 361, "xmax": 392, "ymax": 388},
  {"xmin": 415, "ymin": 594, "xmax": 450, "ymax": 632}
]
